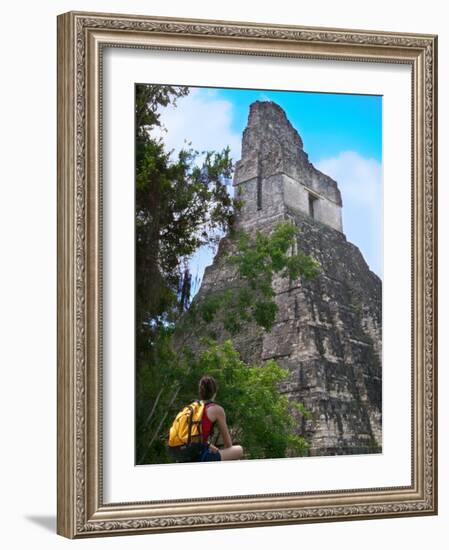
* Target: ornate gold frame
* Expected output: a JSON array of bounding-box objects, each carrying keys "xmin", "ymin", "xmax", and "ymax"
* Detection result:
[{"xmin": 57, "ymin": 11, "xmax": 438, "ymax": 538}]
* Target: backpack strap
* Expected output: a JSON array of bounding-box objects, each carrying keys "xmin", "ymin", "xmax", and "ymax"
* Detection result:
[
  {"xmin": 186, "ymin": 404, "xmax": 194, "ymax": 446},
  {"xmin": 187, "ymin": 401, "xmax": 205, "ymax": 446}
]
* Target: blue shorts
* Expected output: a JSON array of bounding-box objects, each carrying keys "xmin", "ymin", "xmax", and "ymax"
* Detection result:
[{"xmin": 199, "ymin": 445, "xmax": 221, "ymax": 462}]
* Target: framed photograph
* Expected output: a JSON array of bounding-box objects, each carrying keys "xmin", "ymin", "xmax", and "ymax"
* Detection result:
[{"xmin": 57, "ymin": 11, "xmax": 438, "ymax": 538}]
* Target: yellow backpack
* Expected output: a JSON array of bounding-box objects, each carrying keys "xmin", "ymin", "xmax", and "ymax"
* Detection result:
[{"xmin": 168, "ymin": 400, "xmax": 205, "ymax": 448}]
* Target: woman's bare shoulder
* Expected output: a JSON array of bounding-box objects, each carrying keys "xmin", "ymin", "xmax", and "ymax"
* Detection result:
[{"xmin": 206, "ymin": 403, "xmax": 224, "ymax": 420}]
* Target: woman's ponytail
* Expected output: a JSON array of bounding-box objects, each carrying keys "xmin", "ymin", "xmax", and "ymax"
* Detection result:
[{"xmin": 199, "ymin": 375, "xmax": 217, "ymax": 401}]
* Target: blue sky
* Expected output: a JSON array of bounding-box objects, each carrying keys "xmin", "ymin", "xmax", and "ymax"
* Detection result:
[
  {"xmin": 150, "ymin": 86, "xmax": 383, "ymax": 293},
  {"xmin": 216, "ymin": 88, "xmax": 382, "ymax": 163}
]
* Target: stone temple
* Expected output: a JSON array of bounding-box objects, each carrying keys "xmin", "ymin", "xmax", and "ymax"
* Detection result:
[{"xmin": 192, "ymin": 100, "xmax": 382, "ymax": 456}]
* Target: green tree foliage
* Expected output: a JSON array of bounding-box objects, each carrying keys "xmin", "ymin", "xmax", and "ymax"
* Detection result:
[
  {"xmin": 192, "ymin": 340, "xmax": 310, "ymax": 459},
  {"xmin": 135, "ymin": 84, "xmax": 238, "ymax": 352},
  {"xmin": 136, "ymin": 84, "xmax": 242, "ymax": 462},
  {"xmin": 138, "ymin": 337, "xmax": 311, "ymax": 464},
  {"xmin": 137, "ymin": 222, "xmax": 320, "ymax": 464},
  {"xmin": 187, "ymin": 221, "xmax": 321, "ymax": 336}
]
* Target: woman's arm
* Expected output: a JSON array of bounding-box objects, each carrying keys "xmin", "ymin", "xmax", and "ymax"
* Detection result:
[{"xmin": 208, "ymin": 405, "xmax": 233, "ymax": 449}]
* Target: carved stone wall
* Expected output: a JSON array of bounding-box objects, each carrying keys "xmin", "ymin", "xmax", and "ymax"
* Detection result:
[
  {"xmin": 234, "ymin": 101, "xmax": 343, "ymax": 233},
  {"xmin": 192, "ymin": 100, "xmax": 382, "ymax": 456}
]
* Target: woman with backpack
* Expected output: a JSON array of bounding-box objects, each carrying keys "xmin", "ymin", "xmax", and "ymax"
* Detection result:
[
  {"xmin": 167, "ymin": 375, "xmax": 243, "ymax": 463},
  {"xmin": 197, "ymin": 375, "xmax": 243, "ymax": 462}
]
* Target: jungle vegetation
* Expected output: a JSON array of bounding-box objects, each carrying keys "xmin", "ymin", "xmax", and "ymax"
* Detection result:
[{"xmin": 135, "ymin": 84, "xmax": 320, "ymax": 465}]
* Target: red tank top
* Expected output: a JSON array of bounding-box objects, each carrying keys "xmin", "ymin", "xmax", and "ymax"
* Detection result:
[{"xmin": 201, "ymin": 402, "xmax": 215, "ymax": 443}]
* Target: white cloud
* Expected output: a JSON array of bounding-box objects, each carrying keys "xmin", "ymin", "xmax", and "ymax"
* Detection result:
[
  {"xmin": 316, "ymin": 151, "xmax": 383, "ymax": 279},
  {"xmin": 151, "ymin": 88, "xmax": 241, "ymax": 163}
]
